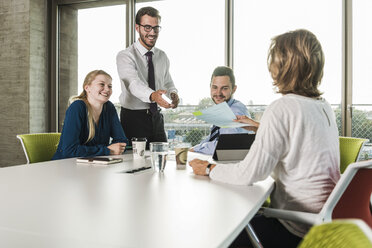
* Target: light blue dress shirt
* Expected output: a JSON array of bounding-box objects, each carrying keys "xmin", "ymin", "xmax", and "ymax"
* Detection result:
[{"xmin": 193, "ymin": 98, "xmax": 251, "ymax": 155}]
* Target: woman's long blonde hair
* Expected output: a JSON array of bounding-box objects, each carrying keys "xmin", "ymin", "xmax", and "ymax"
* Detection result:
[{"xmin": 71, "ymin": 70, "xmax": 112, "ymax": 143}]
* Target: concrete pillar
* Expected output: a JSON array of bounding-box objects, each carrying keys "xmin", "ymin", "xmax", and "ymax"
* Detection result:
[
  {"xmin": 0, "ymin": 0, "xmax": 47, "ymax": 166},
  {"xmin": 58, "ymin": 5, "xmax": 78, "ymax": 130}
]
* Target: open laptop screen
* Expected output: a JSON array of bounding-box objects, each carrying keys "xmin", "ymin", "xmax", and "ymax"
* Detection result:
[{"xmin": 212, "ymin": 133, "xmax": 256, "ymax": 161}]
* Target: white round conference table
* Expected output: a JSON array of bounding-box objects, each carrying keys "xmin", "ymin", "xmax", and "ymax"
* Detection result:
[{"xmin": 0, "ymin": 151, "xmax": 274, "ymax": 248}]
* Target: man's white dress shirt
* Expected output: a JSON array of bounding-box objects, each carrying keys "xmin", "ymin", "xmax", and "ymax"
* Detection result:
[{"xmin": 116, "ymin": 39, "xmax": 177, "ymax": 110}]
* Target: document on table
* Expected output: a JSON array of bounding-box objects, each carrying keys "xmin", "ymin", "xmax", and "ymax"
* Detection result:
[{"xmin": 193, "ymin": 102, "xmax": 249, "ymax": 128}]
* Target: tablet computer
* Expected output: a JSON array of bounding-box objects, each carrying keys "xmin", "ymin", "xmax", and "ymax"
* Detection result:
[{"xmin": 212, "ymin": 133, "xmax": 255, "ymax": 161}]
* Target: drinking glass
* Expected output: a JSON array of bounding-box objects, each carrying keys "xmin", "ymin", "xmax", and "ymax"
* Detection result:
[{"xmin": 150, "ymin": 142, "xmax": 169, "ymax": 172}]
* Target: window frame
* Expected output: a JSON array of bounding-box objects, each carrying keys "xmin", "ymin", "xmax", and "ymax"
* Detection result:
[{"xmin": 49, "ymin": 0, "xmax": 354, "ymax": 137}]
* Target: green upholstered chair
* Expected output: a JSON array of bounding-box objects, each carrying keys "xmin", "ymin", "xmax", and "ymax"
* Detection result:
[
  {"xmin": 298, "ymin": 219, "xmax": 372, "ymax": 248},
  {"xmin": 17, "ymin": 133, "xmax": 61, "ymax": 164},
  {"xmin": 339, "ymin": 136, "xmax": 369, "ymax": 173}
]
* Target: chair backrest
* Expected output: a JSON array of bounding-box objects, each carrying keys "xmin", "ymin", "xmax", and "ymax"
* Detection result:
[
  {"xmin": 339, "ymin": 136, "xmax": 369, "ymax": 173},
  {"xmin": 319, "ymin": 160, "xmax": 372, "ymax": 228},
  {"xmin": 298, "ymin": 219, "xmax": 372, "ymax": 248},
  {"xmin": 17, "ymin": 133, "xmax": 61, "ymax": 164}
]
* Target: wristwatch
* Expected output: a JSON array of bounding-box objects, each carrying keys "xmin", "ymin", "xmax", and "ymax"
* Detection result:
[{"xmin": 205, "ymin": 163, "xmax": 212, "ymax": 176}]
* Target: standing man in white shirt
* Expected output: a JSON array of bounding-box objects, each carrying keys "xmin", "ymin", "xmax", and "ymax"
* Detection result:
[{"xmin": 116, "ymin": 6, "xmax": 179, "ymax": 146}]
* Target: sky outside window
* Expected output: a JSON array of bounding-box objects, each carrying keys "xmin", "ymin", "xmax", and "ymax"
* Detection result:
[
  {"xmin": 77, "ymin": 1, "xmax": 362, "ymax": 107},
  {"xmin": 136, "ymin": 0, "xmax": 225, "ymax": 105},
  {"xmin": 234, "ymin": 0, "xmax": 342, "ymax": 105},
  {"xmin": 353, "ymin": 0, "xmax": 372, "ymax": 105},
  {"xmin": 78, "ymin": 5, "xmax": 126, "ymax": 103}
]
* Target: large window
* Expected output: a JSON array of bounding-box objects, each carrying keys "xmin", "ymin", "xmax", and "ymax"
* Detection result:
[
  {"xmin": 352, "ymin": 0, "xmax": 372, "ymax": 142},
  {"xmin": 78, "ymin": 5, "xmax": 126, "ymax": 104},
  {"xmin": 233, "ymin": 0, "xmax": 342, "ymax": 106},
  {"xmin": 136, "ymin": 0, "xmax": 225, "ymax": 105},
  {"xmin": 58, "ymin": 3, "xmax": 126, "ymax": 130},
  {"xmin": 53, "ymin": 0, "xmax": 371, "ymax": 147}
]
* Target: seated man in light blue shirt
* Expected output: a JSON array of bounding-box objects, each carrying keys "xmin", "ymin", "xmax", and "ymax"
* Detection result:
[{"xmin": 190, "ymin": 66, "xmax": 251, "ymax": 155}]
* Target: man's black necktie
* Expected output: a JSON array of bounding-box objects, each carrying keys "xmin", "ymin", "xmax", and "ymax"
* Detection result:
[
  {"xmin": 209, "ymin": 125, "xmax": 220, "ymax": 141},
  {"xmin": 145, "ymin": 51, "xmax": 157, "ymax": 114}
]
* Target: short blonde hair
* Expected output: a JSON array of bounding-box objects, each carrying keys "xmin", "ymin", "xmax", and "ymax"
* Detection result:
[{"xmin": 268, "ymin": 29, "xmax": 324, "ymax": 97}]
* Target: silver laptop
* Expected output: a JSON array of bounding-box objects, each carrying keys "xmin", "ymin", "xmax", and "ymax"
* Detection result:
[{"xmin": 212, "ymin": 133, "xmax": 255, "ymax": 162}]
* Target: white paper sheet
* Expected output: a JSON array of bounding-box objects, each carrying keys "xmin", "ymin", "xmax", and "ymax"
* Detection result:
[{"xmin": 193, "ymin": 102, "xmax": 249, "ymax": 128}]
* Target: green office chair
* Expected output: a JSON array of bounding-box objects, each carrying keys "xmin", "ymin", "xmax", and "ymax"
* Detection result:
[
  {"xmin": 339, "ymin": 136, "xmax": 369, "ymax": 173},
  {"xmin": 17, "ymin": 133, "xmax": 61, "ymax": 164},
  {"xmin": 298, "ymin": 219, "xmax": 372, "ymax": 248}
]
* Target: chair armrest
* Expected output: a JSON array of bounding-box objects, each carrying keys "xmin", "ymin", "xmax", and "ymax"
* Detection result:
[{"xmin": 259, "ymin": 207, "xmax": 318, "ymax": 226}]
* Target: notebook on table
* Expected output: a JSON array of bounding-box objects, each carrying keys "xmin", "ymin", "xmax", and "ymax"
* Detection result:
[
  {"xmin": 212, "ymin": 133, "xmax": 255, "ymax": 162},
  {"xmin": 76, "ymin": 157, "xmax": 123, "ymax": 165}
]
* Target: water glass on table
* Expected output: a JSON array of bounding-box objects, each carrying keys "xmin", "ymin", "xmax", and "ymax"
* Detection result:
[{"xmin": 150, "ymin": 142, "xmax": 169, "ymax": 172}]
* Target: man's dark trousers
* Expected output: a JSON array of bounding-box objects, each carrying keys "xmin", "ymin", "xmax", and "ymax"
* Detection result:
[{"xmin": 120, "ymin": 107, "xmax": 167, "ymax": 148}]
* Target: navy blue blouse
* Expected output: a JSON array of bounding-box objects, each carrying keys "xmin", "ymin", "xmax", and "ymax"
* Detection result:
[{"xmin": 52, "ymin": 100, "xmax": 128, "ymax": 160}]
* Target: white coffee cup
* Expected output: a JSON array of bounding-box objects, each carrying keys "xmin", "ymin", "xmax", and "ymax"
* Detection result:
[{"xmin": 131, "ymin": 138, "xmax": 147, "ymax": 160}]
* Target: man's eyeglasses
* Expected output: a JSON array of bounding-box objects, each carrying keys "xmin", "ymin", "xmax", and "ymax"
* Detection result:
[{"xmin": 138, "ymin": 24, "xmax": 162, "ymax": 33}]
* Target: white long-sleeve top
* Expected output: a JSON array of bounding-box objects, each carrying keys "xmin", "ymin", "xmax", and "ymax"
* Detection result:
[
  {"xmin": 210, "ymin": 94, "xmax": 340, "ymax": 237},
  {"xmin": 116, "ymin": 39, "xmax": 177, "ymax": 110}
]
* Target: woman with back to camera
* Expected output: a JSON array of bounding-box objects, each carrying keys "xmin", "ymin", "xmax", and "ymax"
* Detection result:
[
  {"xmin": 53, "ymin": 70, "xmax": 128, "ymax": 159},
  {"xmin": 189, "ymin": 29, "xmax": 340, "ymax": 247}
]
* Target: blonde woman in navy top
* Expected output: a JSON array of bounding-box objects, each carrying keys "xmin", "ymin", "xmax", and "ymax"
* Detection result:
[{"xmin": 53, "ymin": 70, "xmax": 128, "ymax": 160}]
